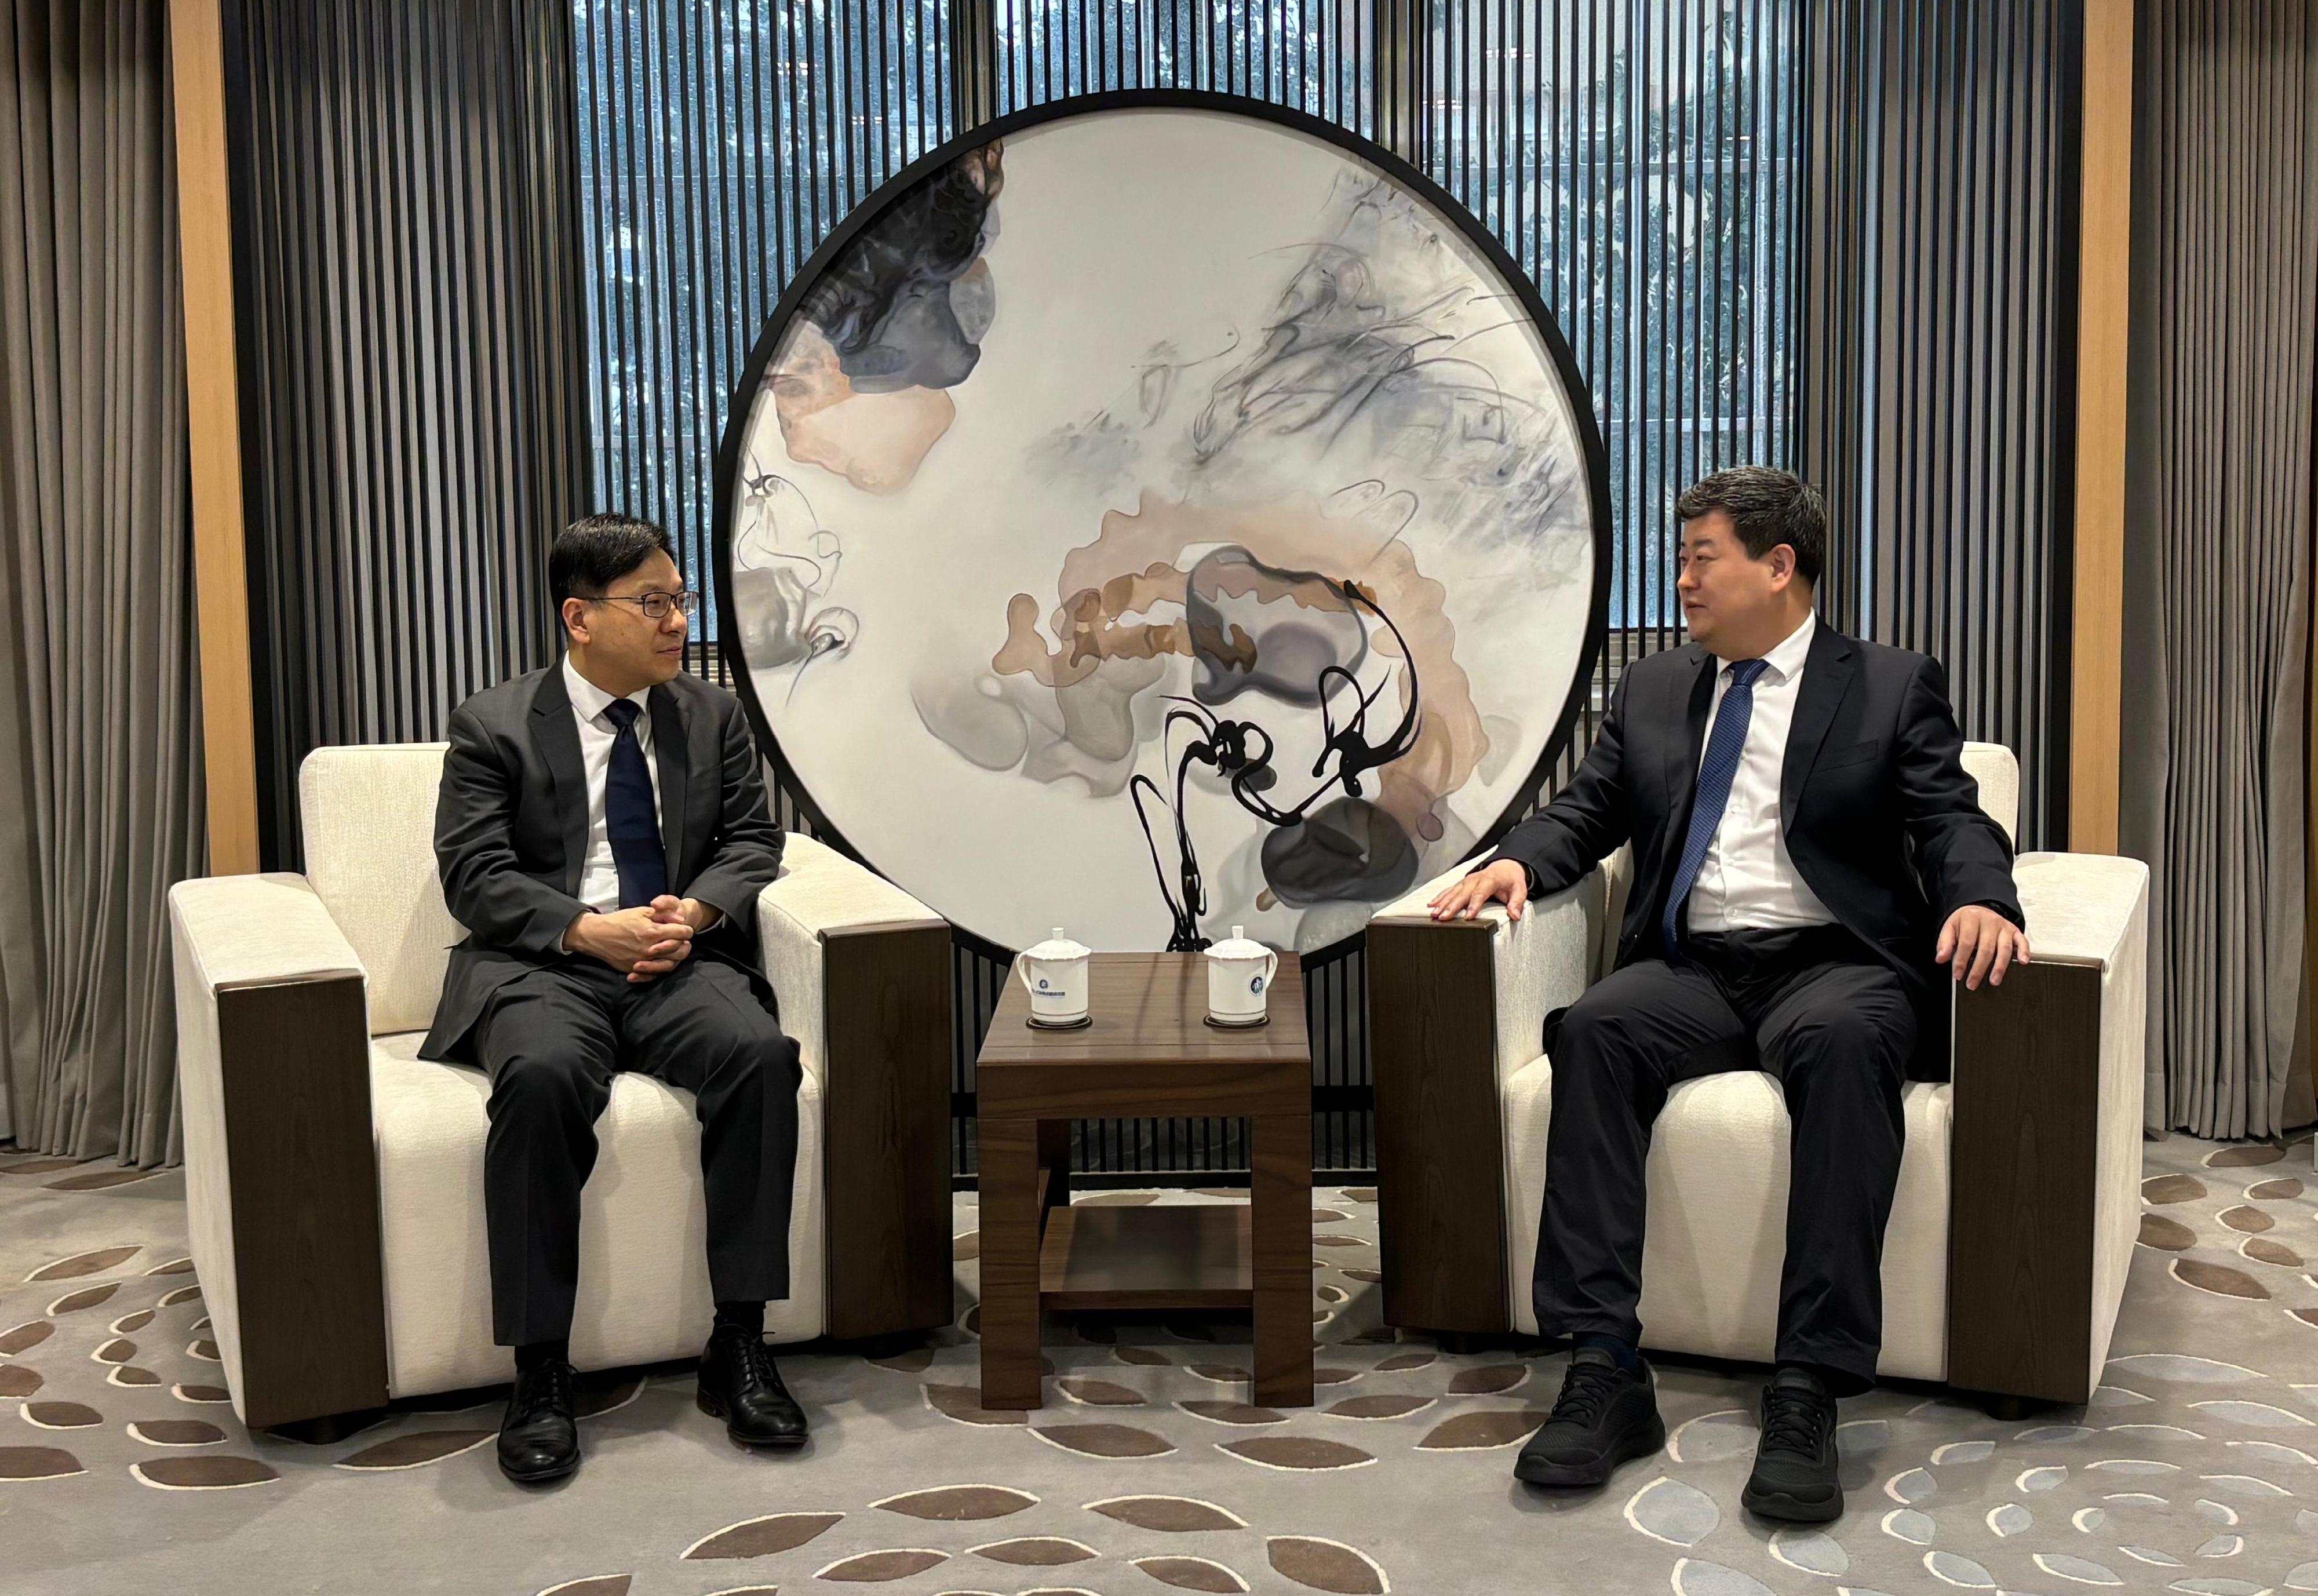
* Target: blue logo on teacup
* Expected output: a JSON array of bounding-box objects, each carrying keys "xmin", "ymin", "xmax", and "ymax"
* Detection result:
[
  {"xmin": 1249, "ymin": 975, "xmax": 1264, "ymax": 993},
  {"xmin": 1037, "ymin": 978, "xmax": 1051, "ymax": 990}
]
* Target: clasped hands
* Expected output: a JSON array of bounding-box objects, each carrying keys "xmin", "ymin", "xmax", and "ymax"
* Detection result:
[
  {"xmin": 1427, "ymin": 863, "xmax": 2031, "ymax": 989},
  {"xmin": 566, "ymin": 895, "xmax": 719, "ymax": 983}
]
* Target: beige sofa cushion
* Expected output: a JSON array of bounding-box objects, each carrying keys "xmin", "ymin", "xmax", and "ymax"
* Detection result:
[
  {"xmin": 368, "ymin": 1032, "xmax": 826, "ymax": 1395},
  {"xmin": 1959, "ymin": 741, "xmax": 2018, "ymax": 844},
  {"xmin": 300, "ymin": 744, "xmax": 463, "ymax": 1036},
  {"xmin": 1501, "ymin": 1060, "xmax": 1953, "ymax": 1380}
]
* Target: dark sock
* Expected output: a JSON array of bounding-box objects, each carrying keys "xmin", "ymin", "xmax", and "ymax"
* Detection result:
[
  {"xmin": 513, "ymin": 1337, "xmax": 569, "ymax": 1374},
  {"xmin": 714, "ymin": 1300, "xmax": 765, "ymax": 1338},
  {"xmin": 1773, "ymin": 1360, "xmax": 1832, "ymax": 1395},
  {"xmin": 1573, "ymin": 1332, "xmax": 1641, "ymax": 1375}
]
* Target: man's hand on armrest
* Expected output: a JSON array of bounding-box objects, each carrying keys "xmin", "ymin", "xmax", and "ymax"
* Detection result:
[
  {"xmin": 1937, "ymin": 903, "xmax": 2032, "ymax": 990},
  {"xmin": 1428, "ymin": 859, "xmax": 1533, "ymax": 922}
]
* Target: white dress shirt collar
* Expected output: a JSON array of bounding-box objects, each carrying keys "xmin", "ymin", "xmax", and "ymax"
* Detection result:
[
  {"xmin": 562, "ymin": 654, "xmax": 651, "ymax": 727},
  {"xmin": 1720, "ymin": 608, "xmax": 1817, "ymax": 686}
]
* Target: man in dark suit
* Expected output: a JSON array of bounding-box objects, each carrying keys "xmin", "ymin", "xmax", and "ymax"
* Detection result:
[
  {"xmin": 1428, "ymin": 467, "xmax": 2029, "ymax": 1523},
  {"xmin": 420, "ymin": 513, "xmax": 806, "ymax": 1483}
]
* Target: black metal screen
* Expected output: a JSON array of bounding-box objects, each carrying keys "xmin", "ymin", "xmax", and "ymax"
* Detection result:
[
  {"xmin": 573, "ymin": 0, "xmax": 1807, "ymax": 1179},
  {"xmin": 210, "ymin": 0, "xmax": 2088, "ymax": 1179},
  {"xmin": 567, "ymin": 0, "xmax": 2083, "ymax": 1178},
  {"xmin": 1796, "ymin": 0, "xmax": 2082, "ymax": 848}
]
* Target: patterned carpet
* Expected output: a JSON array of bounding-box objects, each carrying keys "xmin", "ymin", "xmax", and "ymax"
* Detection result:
[{"xmin": 3, "ymin": 1131, "xmax": 2317, "ymax": 1596}]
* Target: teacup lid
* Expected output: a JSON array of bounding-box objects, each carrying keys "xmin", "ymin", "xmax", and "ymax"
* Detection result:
[
  {"xmin": 1205, "ymin": 925, "xmax": 1269, "ymax": 960},
  {"xmin": 1023, "ymin": 927, "xmax": 1091, "ymax": 961}
]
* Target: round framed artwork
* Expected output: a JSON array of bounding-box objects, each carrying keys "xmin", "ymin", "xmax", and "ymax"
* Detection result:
[{"xmin": 714, "ymin": 89, "xmax": 1610, "ymax": 957}]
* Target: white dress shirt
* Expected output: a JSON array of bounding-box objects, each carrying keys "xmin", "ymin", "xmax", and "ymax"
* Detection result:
[
  {"xmin": 562, "ymin": 654, "xmax": 660, "ymax": 916},
  {"xmin": 1685, "ymin": 611, "xmax": 1838, "ymax": 932}
]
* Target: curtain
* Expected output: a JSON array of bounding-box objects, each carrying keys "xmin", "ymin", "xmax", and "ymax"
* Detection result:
[
  {"xmin": 1796, "ymin": 0, "xmax": 2079, "ymax": 851},
  {"xmin": 0, "ymin": 0, "xmax": 202, "ymax": 1163},
  {"xmin": 229, "ymin": 0, "xmax": 587, "ymax": 870},
  {"xmin": 2121, "ymin": 0, "xmax": 2318, "ymax": 1139}
]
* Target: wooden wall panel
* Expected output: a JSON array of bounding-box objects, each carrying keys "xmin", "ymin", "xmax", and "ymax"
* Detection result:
[
  {"xmin": 2071, "ymin": 0, "xmax": 2135, "ymax": 855},
  {"xmin": 168, "ymin": 0, "xmax": 260, "ymax": 875}
]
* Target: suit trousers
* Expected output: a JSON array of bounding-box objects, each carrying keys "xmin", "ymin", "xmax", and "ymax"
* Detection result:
[
  {"xmin": 468, "ymin": 953, "xmax": 802, "ymax": 1346},
  {"xmin": 1533, "ymin": 925, "xmax": 1917, "ymax": 1393}
]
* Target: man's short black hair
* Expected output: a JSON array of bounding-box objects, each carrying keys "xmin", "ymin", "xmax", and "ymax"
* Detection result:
[
  {"xmin": 1675, "ymin": 466, "xmax": 1827, "ymax": 586},
  {"xmin": 550, "ymin": 513, "xmax": 676, "ymax": 607}
]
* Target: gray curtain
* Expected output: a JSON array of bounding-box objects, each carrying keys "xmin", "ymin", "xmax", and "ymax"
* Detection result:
[
  {"xmin": 0, "ymin": 0, "xmax": 202, "ymax": 1163},
  {"xmin": 2121, "ymin": 0, "xmax": 2318, "ymax": 1140},
  {"xmin": 229, "ymin": 0, "xmax": 585, "ymax": 872},
  {"xmin": 1795, "ymin": 0, "xmax": 2078, "ymax": 851}
]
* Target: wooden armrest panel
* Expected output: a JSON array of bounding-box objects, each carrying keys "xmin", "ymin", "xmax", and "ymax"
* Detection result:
[{"xmin": 1369, "ymin": 919, "xmax": 1511, "ymax": 1335}]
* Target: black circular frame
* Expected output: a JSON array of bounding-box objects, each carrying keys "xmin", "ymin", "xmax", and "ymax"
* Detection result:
[{"xmin": 710, "ymin": 87, "xmax": 1615, "ymax": 957}]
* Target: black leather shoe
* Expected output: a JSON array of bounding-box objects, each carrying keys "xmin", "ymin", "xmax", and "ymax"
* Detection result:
[
  {"xmin": 497, "ymin": 1358, "xmax": 579, "ymax": 1484},
  {"xmin": 1513, "ymin": 1348, "xmax": 1665, "ymax": 1488},
  {"xmin": 1742, "ymin": 1368, "xmax": 1843, "ymax": 1522},
  {"xmin": 697, "ymin": 1325, "xmax": 808, "ymax": 1449}
]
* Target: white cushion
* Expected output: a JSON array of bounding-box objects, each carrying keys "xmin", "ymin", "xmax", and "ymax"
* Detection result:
[
  {"xmin": 1959, "ymin": 741, "xmax": 2018, "ymax": 844},
  {"xmin": 1502, "ymin": 1058, "xmax": 1952, "ymax": 1380},
  {"xmin": 300, "ymin": 744, "xmax": 463, "ymax": 1036},
  {"xmin": 369, "ymin": 1031, "xmax": 826, "ymax": 1396}
]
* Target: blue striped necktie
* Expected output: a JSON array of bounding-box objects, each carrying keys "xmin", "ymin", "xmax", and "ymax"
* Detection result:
[
  {"xmin": 1661, "ymin": 658, "xmax": 1770, "ymax": 963},
  {"xmin": 601, "ymin": 698, "xmax": 668, "ymax": 909}
]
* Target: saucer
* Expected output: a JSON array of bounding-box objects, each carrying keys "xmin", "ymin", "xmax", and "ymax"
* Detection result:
[
  {"xmin": 1201, "ymin": 1011, "xmax": 1270, "ymax": 1030},
  {"xmin": 1025, "ymin": 1012, "xmax": 1093, "ymax": 1032}
]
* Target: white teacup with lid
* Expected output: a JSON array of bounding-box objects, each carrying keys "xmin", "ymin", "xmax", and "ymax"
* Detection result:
[
  {"xmin": 1204, "ymin": 926, "xmax": 1279, "ymax": 1027},
  {"xmin": 1018, "ymin": 928, "xmax": 1092, "ymax": 1027}
]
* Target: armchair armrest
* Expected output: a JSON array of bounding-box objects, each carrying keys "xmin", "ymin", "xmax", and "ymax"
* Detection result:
[
  {"xmin": 168, "ymin": 874, "xmax": 388, "ymax": 1429},
  {"xmin": 756, "ymin": 835, "xmax": 954, "ymax": 1340},
  {"xmin": 1366, "ymin": 861, "xmax": 1606, "ymax": 1334},
  {"xmin": 1947, "ymin": 851, "xmax": 2150, "ymax": 1404}
]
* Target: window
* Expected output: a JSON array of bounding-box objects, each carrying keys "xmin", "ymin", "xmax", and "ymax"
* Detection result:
[{"xmin": 575, "ymin": 1, "xmax": 1796, "ymax": 662}]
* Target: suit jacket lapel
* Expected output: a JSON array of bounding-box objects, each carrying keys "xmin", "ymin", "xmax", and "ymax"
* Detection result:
[
  {"xmin": 1663, "ymin": 645, "xmax": 1715, "ymax": 802},
  {"xmin": 1780, "ymin": 622, "xmax": 1857, "ymax": 836},
  {"xmin": 1660, "ymin": 644, "xmax": 1717, "ymax": 850},
  {"xmin": 530, "ymin": 666, "xmax": 590, "ymax": 899},
  {"xmin": 649, "ymin": 683, "xmax": 690, "ymax": 884}
]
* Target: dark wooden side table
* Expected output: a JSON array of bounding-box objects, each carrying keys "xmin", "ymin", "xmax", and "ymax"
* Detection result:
[{"xmin": 976, "ymin": 952, "xmax": 1313, "ymax": 1411}]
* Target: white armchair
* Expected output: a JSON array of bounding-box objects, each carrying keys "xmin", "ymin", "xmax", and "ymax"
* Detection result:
[
  {"xmin": 1366, "ymin": 744, "xmax": 2149, "ymax": 1406},
  {"xmin": 168, "ymin": 744, "xmax": 954, "ymax": 1430}
]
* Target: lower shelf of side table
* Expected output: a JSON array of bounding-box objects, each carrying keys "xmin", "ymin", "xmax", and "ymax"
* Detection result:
[{"xmin": 1038, "ymin": 1203, "xmax": 1253, "ymax": 1311}]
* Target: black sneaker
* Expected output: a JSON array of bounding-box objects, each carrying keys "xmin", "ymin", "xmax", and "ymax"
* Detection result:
[
  {"xmin": 1741, "ymin": 1368, "xmax": 1843, "ymax": 1522},
  {"xmin": 697, "ymin": 1325, "xmax": 808, "ymax": 1449},
  {"xmin": 1512, "ymin": 1347, "xmax": 1666, "ymax": 1488},
  {"xmin": 497, "ymin": 1357, "xmax": 579, "ymax": 1484}
]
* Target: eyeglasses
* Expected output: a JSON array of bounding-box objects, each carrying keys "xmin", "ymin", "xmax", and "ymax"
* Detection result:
[{"xmin": 588, "ymin": 589, "xmax": 698, "ymax": 621}]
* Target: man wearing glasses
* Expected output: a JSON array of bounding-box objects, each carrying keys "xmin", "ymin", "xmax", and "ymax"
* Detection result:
[{"xmin": 419, "ymin": 512, "xmax": 804, "ymax": 1483}]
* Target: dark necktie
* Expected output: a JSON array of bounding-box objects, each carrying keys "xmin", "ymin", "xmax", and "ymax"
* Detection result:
[
  {"xmin": 600, "ymin": 698, "xmax": 668, "ymax": 909},
  {"xmin": 1661, "ymin": 658, "xmax": 1770, "ymax": 963}
]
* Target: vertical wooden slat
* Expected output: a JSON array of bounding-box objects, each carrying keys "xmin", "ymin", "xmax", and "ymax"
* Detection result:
[
  {"xmin": 2068, "ymin": 0, "xmax": 2135, "ymax": 855},
  {"xmin": 169, "ymin": 0, "xmax": 261, "ymax": 876}
]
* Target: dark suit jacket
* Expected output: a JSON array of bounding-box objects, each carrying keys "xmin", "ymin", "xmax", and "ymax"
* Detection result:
[
  {"xmin": 1483, "ymin": 624, "xmax": 2022, "ymax": 1080},
  {"xmin": 417, "ymin": 664, "xmax": 786, "ymax": 1061}
]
